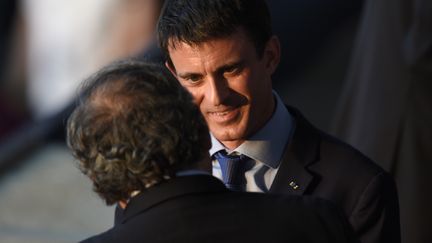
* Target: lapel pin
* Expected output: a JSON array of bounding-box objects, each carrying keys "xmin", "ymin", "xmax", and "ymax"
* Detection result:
[{"xmin": 289, "ymin": 181, "xmax": 299, "ymax": 190}]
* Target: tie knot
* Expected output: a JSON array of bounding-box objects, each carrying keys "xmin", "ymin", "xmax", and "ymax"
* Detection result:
[
  {"xmin": 214, "ymin": 151, "xmax": 254, "ymax": 191},
  {"xmin": 215, "ymin": 150, "xmax": 247, "ymax": 161}
]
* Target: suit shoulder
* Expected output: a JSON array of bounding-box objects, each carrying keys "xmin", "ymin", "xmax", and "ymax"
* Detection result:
[
  {"xmin": 318, "ymin": 130, "xmax": 387, "ymax": 177},
  {"xmin": 288, "ymin": 106, "xmax": 386, "ymax": 177},
  {"xmin": 313, "ymin": 130, "xmax": 398, "ymax": 210},
  {"xmin": 79, "ymin": 226, "xmax": 131, "ymax": 243}
]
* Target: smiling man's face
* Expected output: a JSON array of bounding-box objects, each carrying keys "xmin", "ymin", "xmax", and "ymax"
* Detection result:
[{"xmin": 167, "ymin": 28, "xmax": 280, "ymax": 149}]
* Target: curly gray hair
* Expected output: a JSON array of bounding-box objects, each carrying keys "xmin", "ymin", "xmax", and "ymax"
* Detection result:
[{"xmin": 66, "ymin": 61, "xmax": 209, "ymax": 205}]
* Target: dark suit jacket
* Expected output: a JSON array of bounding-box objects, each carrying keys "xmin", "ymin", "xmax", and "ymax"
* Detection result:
[
  {"xmin": 81, "ymin": 175, "xmax": 357, "ymax": 243},
  {"xmin": 272, "ymin": 107, "xmax": 400, "ymax": 243}
]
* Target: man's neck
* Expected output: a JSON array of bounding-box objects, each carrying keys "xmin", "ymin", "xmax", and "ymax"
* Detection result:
[{"xmin": 220, "ymin": 139, "xmax": 245, "ymax": 150}]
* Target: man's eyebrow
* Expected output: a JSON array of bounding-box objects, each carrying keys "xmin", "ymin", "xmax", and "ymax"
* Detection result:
[
  {"xmin": 217, "ymin": 60, "xmax": 244, "ymax": 72},
  {"xmin": 177, "ymin": 72, "xmax": 202, "ymax": 79},
  {"xmin": 177, "ymin": 60, "xmax": 244, "ymax": 78}
]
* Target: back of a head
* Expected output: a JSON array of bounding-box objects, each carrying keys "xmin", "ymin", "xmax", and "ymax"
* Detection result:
[
  {"xmin": 66, "ymin": 61, "xmax": 209, "ymax": 205},
  {"xmin": 157, "ymin": 0, "xmax": 272, "ymax": 64}
]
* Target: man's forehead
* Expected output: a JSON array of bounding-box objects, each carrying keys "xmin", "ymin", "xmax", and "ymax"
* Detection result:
[
  {"xmin": 167, "ymin": 39, "xmax": 213, "ymax": 54},
  {"xmin": 166, "ymin": 28, "xmax": 251, "ymax": 53},
  {"xmin": 168, "ymin": 41, "xmax": 246, "ymax": 72}
]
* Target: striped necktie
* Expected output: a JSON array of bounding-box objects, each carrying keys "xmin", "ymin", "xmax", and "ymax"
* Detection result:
[{"xmin": 214, "ymin": 151, "xmax": 254, "ymax": 191}]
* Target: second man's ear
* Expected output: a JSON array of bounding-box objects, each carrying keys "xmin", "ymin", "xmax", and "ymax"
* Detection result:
[
  {"xmin": 165, "ymin": 60, "xmax": 177, "ymax": 77},
  {"xmin": 263, "ymin": 35, "xmax": 281, "ymax": 75}
]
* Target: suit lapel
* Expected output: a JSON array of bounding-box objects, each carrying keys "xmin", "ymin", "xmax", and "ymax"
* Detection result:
[{"xmin": 269, "ymin": 107, "xmax": 321, "ymax": 196}]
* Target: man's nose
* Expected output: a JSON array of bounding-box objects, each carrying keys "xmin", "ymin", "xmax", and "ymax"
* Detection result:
[{"xmin": 207, "ymin": 77, "xmax": 229, "ymax": 106}]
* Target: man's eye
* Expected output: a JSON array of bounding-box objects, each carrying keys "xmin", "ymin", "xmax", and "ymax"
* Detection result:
[
  {"xmin": 225, "ymin": 67, "xmax": 237, "ymax": 73},
  {"xmin": 223, "ymin": 64, "xmax": 244, "ymax": 76},
  {"xmin": 225, "ymin": 66, "xmax": 237, "ymax": 73},
  {"xmin": 186, "ymin": 75, "xmax": 202, "ymax": 82}
]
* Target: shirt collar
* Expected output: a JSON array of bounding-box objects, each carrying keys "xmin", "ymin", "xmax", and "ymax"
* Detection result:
[{"xmin": 210, "ymin": 91, "xmax": 294, "ymax": 169}]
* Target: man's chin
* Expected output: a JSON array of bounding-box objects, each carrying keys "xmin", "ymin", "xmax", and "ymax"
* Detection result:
[{"xmin": 209, "ymin": 127, "xmax": 246, "ymax": 149}]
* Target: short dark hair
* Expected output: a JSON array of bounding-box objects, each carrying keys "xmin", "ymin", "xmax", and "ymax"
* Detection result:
[
  {"xmin": 157, "ymin": 0, "xmax": 272, "ymax": 66},
  {"xmin": 66, "ymin": 60, "xmax": 209, "ymax": 205}
]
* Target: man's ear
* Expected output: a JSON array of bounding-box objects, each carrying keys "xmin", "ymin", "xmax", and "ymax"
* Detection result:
[
  {"xmin": 263, "ymin": 35, "xmax": 281, "ymax": 75},
  {"xmin": 165, "ymin": 61, "xmax": 177, "ymax": 77},
  {"xmin": 118, "ymin": 200, "xmax": 128, "ymax": 209}
]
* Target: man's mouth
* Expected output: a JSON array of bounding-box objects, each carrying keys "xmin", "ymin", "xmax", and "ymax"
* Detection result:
[{"xmin": 207, "ymin": 108, "xmax": 239, "ymax": 124}]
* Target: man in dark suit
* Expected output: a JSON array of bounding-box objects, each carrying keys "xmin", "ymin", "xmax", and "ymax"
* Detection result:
[
  {"xmin": 157, "ymin": 0, "xmax": 400, "ymax": 242},
  {"xmin": 66, "ymin": 61, "xmax": 357, "ymax": 242}
]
